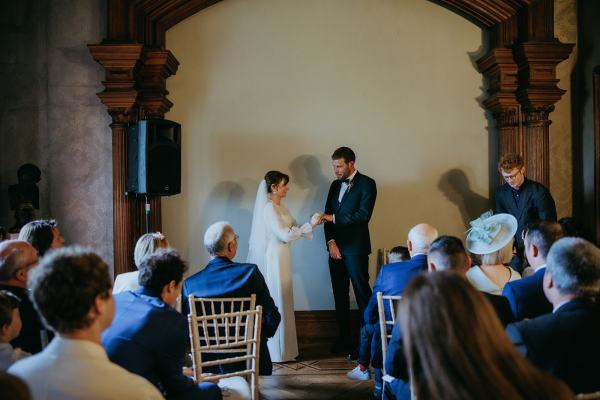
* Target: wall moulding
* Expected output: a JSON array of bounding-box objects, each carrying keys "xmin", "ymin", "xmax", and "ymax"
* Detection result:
[{"xmin": 90, "ymin": 0, "xmax": 573, "ymax": 274}]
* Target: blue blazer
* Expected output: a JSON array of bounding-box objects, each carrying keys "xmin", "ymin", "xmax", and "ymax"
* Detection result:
[
  {"xmin": 506, "ymin": 298, "xmax": 600, "ymax": 394},
  {"xmin": 324, "ymin": 171, "xmax": 377, "ymax": 255},
  {"xmin": 502, "ymin": 267, "xmax": 552, "ymax": 320},
  {"xmin": 182, "ymin": 257, "xmax": 281, "ymax": 375},
  {"xmin": 363, "ymin": 255, "xmax": 428, "ymax": 325},
  {"xmin": 102, "ymin": 289, "xmax": 212, "ymax": 400}
]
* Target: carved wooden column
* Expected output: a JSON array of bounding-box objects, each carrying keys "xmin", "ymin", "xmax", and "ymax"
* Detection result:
[
  {"xmin": 478, "ymin": 48, "xmax": 522, "ymax": 160},
  {"xmin": 88, "ymin": 43, "xmax": 145, "ymax": 275},
  {"xmin": 138, "ymin": 49, "xmax": 180, "ymax": 232},
  {"xmin": 515, "ymin": 42, "xmax": 574, "ymax": 187}
]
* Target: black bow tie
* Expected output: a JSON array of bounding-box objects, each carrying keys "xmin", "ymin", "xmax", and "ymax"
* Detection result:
[{"xmin": 342, "ymin": 179, "xmax": 351, "ymax": 184}]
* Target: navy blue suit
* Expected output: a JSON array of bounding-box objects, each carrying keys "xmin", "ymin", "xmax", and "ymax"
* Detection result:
[
  {"xmin": 324, "ymin": 171, "xmax": 377, "ymax": 345},
  {"xmin": 102, "ymin": 289, "xmax": 221, "ymax": 400},
  {"xmin": 507, "ymin": 298, "xmax": 600, "ymax": 394},
  {"xmin": 182, "ymin": 257, "xmax": 281, "ymax": 375},
  {"xmin": 384, "ymin": 281, "xmax": 514, "ymax": 400},
  {"xmin": 502, "ymin": 267, "xmax": 552, "ymax": 320},
  {"xmin": 358, "ymin": 255, "xmax": 427, "ymax": 370},
  {"xmin": 495, "ymin": 178, "xmax": 556, "ymax": 270}
]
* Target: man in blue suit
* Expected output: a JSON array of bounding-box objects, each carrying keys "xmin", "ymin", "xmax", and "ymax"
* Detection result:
[
  {"xmin": 182, "ymin": 222, "xmax": 281, "ymax": 376},
  {"xmin": 384, "ymin": 235, "xmax": 515, "ymax": 400},
  {"xmin": 502, "ymin": 220, "xmax": 564, "ymax": 320},
  {"xmin": 102, "ymin": 250, "xmax": 222, "ymax": 400},
  {"xmin": 346, "ymin": 224, "xmax": 438, "ymax": 398},
  {"xmin": 321, "ymin": 146, "xmax": 377, "ymax": 357},
  {"xmin": 506, "ymin": 237, "xmax": 600, "ymax": 394},
  {"xmin": 495, "ymin": 153, "xmax": 557, "ymax": 272}
]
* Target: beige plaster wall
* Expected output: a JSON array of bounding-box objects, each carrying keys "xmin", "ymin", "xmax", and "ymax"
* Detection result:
[{"xmin": 164, "ymin": 0, "xmax": 490, "ymax": 310}]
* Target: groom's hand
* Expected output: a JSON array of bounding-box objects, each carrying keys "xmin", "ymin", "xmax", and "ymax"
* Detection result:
[
  {"xmin": 328, "ymin": 241, "xmax": 342, "ymax": 260},
  {"xmin": 321, "ymin": 214, "xmax": 334, "ymax": 223}
]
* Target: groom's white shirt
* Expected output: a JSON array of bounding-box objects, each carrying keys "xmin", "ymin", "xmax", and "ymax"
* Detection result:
[{"xmin": 337, "ymin": 170, "xmax": 358, "ymax": 203}]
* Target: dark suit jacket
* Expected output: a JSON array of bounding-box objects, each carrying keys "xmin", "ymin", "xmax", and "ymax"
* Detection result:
[
  {"xmin": 0, "ymin": 284, "xmax": 49, "ymax": 354},
  {"xmin": 506, "ymin": 298, "xmax": 600, "ymax": 394},
  {"xmin": 182, "ymin": 257, "xmax": 281, "ymax": 375},
  {"xmin": 495, "ymin": 178, "xmax": 556, "ymax": 251},
  {"xmin": 102, "ymin": 289, "xmax": 207, "ymax": 400},
  {"xmin": 502, "ymin": 267, "xmax": 552, "ymax": 320},
  {"xmin": 324, "ymin": 171, "xmax": 377, "ymax": 255}
]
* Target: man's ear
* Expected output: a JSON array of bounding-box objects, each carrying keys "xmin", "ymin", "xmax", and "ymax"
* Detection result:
[
  {"xmin": 15, "ymin": 268, "xmax": 27, "ymax": 283},
  {"xmin": 521, "ymin": 166, "xmax": 526, "ymax": 176},
  {"xmin": 407, "ymin": 240, "xmax": 413, "ymax": 253},
  {"xmin": 528, "ymin": 244, "xmax": 538, "ymax": 258},
  {"xmin": 428, "ymin": 262, "xmax": 436, "ymax": 273}
]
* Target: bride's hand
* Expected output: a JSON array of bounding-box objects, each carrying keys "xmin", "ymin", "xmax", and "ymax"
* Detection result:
[{"xmin": 310, "ymin": 213, "xmax": 323, "ymax": 226}]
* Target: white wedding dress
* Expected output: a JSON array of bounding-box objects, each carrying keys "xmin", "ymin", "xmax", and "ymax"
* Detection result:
[{"xmin": 247, "ymin": 181, "xmax": 313, "ymax": 362}]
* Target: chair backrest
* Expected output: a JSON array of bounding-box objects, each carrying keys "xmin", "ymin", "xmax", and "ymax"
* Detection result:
[
  {"xmin": 377, "ymin": 291, "xmax": 402, "ymax": 375},
  {"xmin": 188, "ymin": 305, "xmax": 263, "ymax": 400},
  {"xmin": 577, "ymin": 393, "xmax": 600, "ymax": 400},
  {"xmin": 188, "ymin": 294, "xmax": 257, "ymax": 318}
]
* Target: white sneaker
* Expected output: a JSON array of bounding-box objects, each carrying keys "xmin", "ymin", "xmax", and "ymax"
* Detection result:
[{"xmin": 346, "ymin": 365, "xmax": 371, "ymax": 380}]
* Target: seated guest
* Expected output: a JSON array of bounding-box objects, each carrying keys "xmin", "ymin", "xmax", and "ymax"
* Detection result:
[
  {"xmin": 103, "ymin": 250, "xmax": 221, "ymax": 400},
  {"xmin": 18, "ymin": 220, "xmax": 64, "ymax": 257},
  {"xmin": 0, "ymin": 291, "xmax": 30, "ymax": 369},
  {"xmin": 183, "ymin": 221, "xmax": 281, "ymax": 376},
  {"xmin": 502, "ymin": 221, "xmax": 563, "ymax": 320},
  {"xmin": 347, "ymin": 224, "xmax": 438, "ymax": 395},
  {"xmin": 113, "ymin": 232, "xmax": 170, "ymax": 294},
  {"xmin": 466, "ymin": 212, "xmax": 521, "ymax": 295},
  {"xmin": 401, "ymin": 272, "xmax": 572, "ymax": 400},
  {"xmin": 9, "ymin": 247, "xmax": 163, "ymax": 399},
  {"xmin": 507, "ymin": 237, "xmax": 600, "ymax": 394},
  {"xmin": 0, "ymin": 241, "xmax": 48, "ymax": 353},
  {"xmin": 387, "ymin": 246, "xmax": 410, "ymax": 263},
  {"xmin": 384, "ymin": 235, "xmax": 514, "ymax": 400}
]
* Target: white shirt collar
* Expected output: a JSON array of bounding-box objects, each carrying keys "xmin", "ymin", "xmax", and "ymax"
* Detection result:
[
  {"xmin": 553, "ymin": 299, "xmax": 571, "ymax": 313},
  {"xmin": 533, "ymin": 263, "xmax": 546, "ymax": 273}
]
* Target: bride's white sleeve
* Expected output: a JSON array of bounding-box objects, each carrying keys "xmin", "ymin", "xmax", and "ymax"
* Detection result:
[{"xmin": 264, "ymin": 203, "xmax": 311, "ymax": 243}]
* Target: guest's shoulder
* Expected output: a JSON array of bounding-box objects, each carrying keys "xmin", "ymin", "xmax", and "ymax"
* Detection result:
[
  {"xmin": 524, "ymin": 178, "xmax": 550, "ymax": 193},
  {"xmin": 103, "ymin": 360, "xmax": 164, "ymax": 399}
]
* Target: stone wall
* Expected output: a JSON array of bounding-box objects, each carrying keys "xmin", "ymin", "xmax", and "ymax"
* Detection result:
[{"xmin": 0, "ymin": 0, "xmax": 113, "ymax": 269}]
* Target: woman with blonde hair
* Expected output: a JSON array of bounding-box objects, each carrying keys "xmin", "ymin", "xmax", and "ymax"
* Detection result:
[
  {"xmin": 466, "ymin": 212, "xmax": 521, "ymax": 294},
  {"xmin": 112, "ymin": 232, "xmax": 170, "ymax": 294},
  {"xmin": 399, "ymin": 271, "xmax": 572, "ymax": 400}
]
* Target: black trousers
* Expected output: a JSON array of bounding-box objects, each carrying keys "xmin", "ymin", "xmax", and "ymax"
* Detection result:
[{"xmin": 328, "ymin": 254, "xmax": 372, "ymax": 345}]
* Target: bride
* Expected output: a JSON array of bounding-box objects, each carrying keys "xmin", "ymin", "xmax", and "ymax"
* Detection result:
[{"xmin": 247, "ymin": 170, "xmax": 321, "ymax": 362}]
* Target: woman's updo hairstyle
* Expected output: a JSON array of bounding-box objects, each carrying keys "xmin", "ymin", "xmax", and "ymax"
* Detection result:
[{"xmin": 264, "ymin": 171, "xmax": 289, "ymax": 193}]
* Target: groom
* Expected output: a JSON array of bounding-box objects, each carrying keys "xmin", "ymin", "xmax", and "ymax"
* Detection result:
[{"xmin": 321, "ymin": 146, "xmax": 377, "ymax": 357}]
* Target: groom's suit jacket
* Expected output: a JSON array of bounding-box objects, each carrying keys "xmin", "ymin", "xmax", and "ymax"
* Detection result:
[
  {"xmin": 324, "ymin": 171, "xmax": 377, "ymax": 255},
  {"xmin": 182, "ymin": 257, "xmax": 281, "ymax": 375}
]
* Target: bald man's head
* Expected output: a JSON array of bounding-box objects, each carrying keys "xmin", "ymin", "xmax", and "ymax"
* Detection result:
[
  {"xmin": 407, "ymin": 224, "xmax": 439, "ymax": 255},
  {"xmin": 0, "ymin": 240, "xmax": 39, "ymax": 285}
]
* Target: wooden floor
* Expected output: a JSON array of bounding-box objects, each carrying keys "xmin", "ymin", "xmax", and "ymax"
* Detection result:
[{"xmin": 259, "ymin": 341, "xmax": 373, "ymax": 400}]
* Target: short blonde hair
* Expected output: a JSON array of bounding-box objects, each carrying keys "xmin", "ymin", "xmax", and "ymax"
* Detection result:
[
  {"xmin": 498, "ymin": 153, "xmax": 524, "ymax": 173},
  {"xmin": 133, "ymin": 232, "xmax": 169, "ymax": 269},
  {"xmin": 480, "ymin": 241, "xmax": 513, "ymax": 265}
]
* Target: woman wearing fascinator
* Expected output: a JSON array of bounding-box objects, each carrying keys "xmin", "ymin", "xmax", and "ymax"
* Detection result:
[
  {"xmin": 465, "ymin": 212, "xmax": 521, "ymax": 295},
  {"xmin": 247, "ymin": 171, "xmax": 323, "ymax": 362}
]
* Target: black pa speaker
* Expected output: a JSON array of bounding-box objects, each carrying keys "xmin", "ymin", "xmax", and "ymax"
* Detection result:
[{"xmin": 127, "ymin": 119, "xmax": 181, "ymax": 196}]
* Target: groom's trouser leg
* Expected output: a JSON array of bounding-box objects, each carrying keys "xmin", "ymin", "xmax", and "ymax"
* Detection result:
[
  {"xmin": 345, "ymin": 254, "xmax": 372, "ymax": 319},
  {"xmin": 329, "ymin": 257, "xmax": 351, "ymax": 344}
]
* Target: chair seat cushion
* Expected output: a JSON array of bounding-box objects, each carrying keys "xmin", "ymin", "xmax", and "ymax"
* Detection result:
[{"xmin": 218, "ymin": 376, "xmax": 251, "ymax": 400}]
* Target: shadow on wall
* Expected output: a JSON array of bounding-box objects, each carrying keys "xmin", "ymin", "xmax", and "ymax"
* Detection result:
[
  {"xmin": 198, "ymin": 181, "xmax": 253, "ymax": 262},
  {"xmin": 438, "ymin": 168, "xmax": 490, "ymax": 228},
  {"xmin": 288, "ymin": 154, "xmax": 336, "ymax": 310}
]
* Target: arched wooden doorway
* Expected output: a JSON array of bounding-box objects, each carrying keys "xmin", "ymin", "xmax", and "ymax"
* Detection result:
[{"xmin": 89, "ymin": 0, "xmax": 573, "ymax": 274}]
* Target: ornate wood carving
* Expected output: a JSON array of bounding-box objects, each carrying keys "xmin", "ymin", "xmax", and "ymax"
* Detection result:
[
  {"xmin": 594, "ymin": 67, "xmax": 600, "ymax": 243},
  {"xmin": 94, "ymin": 0, "xmax": 574, "ymax": 275}
]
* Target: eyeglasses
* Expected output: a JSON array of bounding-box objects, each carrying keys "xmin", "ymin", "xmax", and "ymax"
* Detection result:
[{"xmin": 502, "ymin": 170, "xmax": 522, "ymax": 181}]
